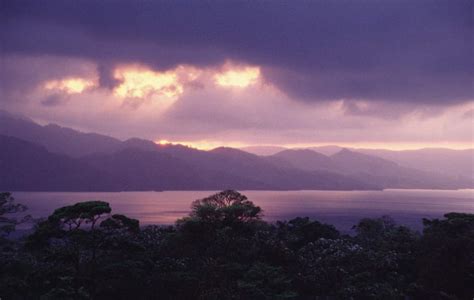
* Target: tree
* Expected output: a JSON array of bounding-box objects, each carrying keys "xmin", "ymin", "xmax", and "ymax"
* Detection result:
[
  {"xmin": 0, "ymin": 192, "xmax": 30, "ymax": 237},
  {"xmin": 49, "ymin": 201, "xmax": 112, "ymax": 231},
  {"xmin": 296, "ymin": 238, "xmax": 405, "ymax": 298},
  {"xmin": 276, "ymin": 217, "xmax": 339, "ymax": 250},
  {"xmin": 174, "ymin": 190, "xmax": 265, "ymax": 257},
  {"xmin": 187, "ymin": 190, "xmax": 262, "ymax": 224},
  {"xmin": 416, "ymin": 213, "xmax": 474, "ymax": 299},
  {"xmin": 100, "ymin": 214, "xmax": 140, "ymax": 234},
  {"xmin": 0, "ymin": 193, "xmax": 33, "ymax": 299},
  {"xmin": 172, "ymin": 191, "xmax": 271, "ymax": 298},
  {"xmin": 27, "ymin": 201, "xmax": 112, "ymax": 248}
]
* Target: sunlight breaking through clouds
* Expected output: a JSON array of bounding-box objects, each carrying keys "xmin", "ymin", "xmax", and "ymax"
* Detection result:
[
  {"xmin": 156, "ymin": 139, "xmax": 247, "ymax": 150},
  {"xmin": 113, "ymin": 66, "xmax": 184, "ymax": 99},
  {"xmin": 44, "ymin": 78, "xmax": 96, "ymax": 94},
  {"xmin": 111, "ymin": 63, "xmax": 262, "ymax": 106},
  {"xmin": 214, "ymin": 66, "xmax": 260, "ymax": 88}
]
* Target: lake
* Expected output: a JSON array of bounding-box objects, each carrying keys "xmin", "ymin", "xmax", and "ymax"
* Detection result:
[{"xmin": 11, "ymin": 189, "xmax": 474, "ymax": 233}]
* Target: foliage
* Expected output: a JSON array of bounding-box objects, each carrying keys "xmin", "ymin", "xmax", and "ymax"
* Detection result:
[
  {"xmin": 276, "ymin": 216, "xmax": 340, "ymax": 250},
  {"xmin": 185, "ymin": 189, "xmax": 262, "ymax": 225},
  {"xmin": 0, "ymin": 192, "xmax": 30, "ymax": 237},
  {"xmin": 415, "ymin": 213, "xmax": 474, "ymax": 299},
  {"xmin": 49, "ymin": 201, "xmax": 112, "ymax": 231},
  {"xmin": 0, "ymin": 191, "xmax": 472, "ymax": 299}
]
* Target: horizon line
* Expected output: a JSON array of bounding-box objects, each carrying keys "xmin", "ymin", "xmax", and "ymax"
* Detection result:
[{"xmin": 155, "ymin": 140, "xmax": 474, "ymax": 152}]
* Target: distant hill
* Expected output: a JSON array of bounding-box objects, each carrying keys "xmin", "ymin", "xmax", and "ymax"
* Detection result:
[
  {"xmin": 79, "ymin": 148, "xmax": 268, "ymax": 191},
  {"xmin": 268, "ymin": 148, "xmax": 473, "ymax": 189},
  {"xmin": 241, "ymin": 145, "xmax": 288, "ymax": 156},
  {"xmin": 246, "ymin": 142, "xmax": 474, "ymax": 184},
  {"xmin": 245, "ymin": 143, "xmax": 474, "ymax": 181},
  {"xmin": 308, "ymin": 145, "xmax": 344, "ymax": 156},
  {"xmin": 330, "ymin": 149, "xmax": 472, "ymax": 189},
  {"xmin": 0, "ymin": 135, "xmax": 122, "ymax": 191},
  {"xmin": 269, "ymin": 149, "xmax": 335, "ymax": 171},
  {"xmin": 0, "ymin": 133, "xmax": 376, "ymax": 191},
  {"xmin": 205, "ymin": 147, "xmax": 372, "ymax": 190},
  {"xmin": 331, "ymin": 149, "xmax": 400, "ymax": 175},
  {"xmin": 0, "ymin": 110, "xmax": 160, "ymax": 157},
  {"xmin": 0, "ymin": 110, "xmax": 472, "ymax": 191},
  {"xmin": 356, "ymin": 148, "xmax": 474, "ymax": 180}
]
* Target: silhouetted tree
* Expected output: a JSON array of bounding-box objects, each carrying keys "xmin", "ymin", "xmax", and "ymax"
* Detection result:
[
  {"xmin": 0, "ymin": 192, "xmax": 30, "ymax": 238},
  {"xmin": 188, "ymin": 189, "xmax": 262, "ymax": 224},
  {"xmin": 49, "ymin": 201, "xmax": 112, "ymax": 231}
]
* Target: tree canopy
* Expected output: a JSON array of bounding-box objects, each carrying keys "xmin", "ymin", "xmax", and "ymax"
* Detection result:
[{"xmin": 188, "ymin": 190, "xmax": 262, "ymax": 224}]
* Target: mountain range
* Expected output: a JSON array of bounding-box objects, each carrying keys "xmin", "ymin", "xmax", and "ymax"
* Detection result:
[
  {"xmin": 0, "ymin": 110, "xmax": 472, "ymax": 191},
  {"xmin": 245, "ymin": 145, "xmax": 474, "ymax": 180}
]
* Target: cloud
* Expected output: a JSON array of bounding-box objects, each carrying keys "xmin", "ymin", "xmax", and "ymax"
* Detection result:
[
  {"xmin": 462, "ymin": 109, "xmax": 474, "ymax": 120},
  {"xmin": 40, "ymin": 94, "xmax": 69, "ymax": 107},
  {"xmin": 0, "ymin": 55, "xmax": 97, "ymax": 104},
  {"xmin": 0, "ymin": 1, "xmax": 472, "ymax": 148},
  {"xmin": 1, "ymin": 0, "xmax": 472, "ymax": 105},
  {"xmin": 1, "ymin": 54, "xmax": 471, "ymax": 149},
  {"xmin": 214, "ymin": 65, "xmax": 260, "ymax": 88}
]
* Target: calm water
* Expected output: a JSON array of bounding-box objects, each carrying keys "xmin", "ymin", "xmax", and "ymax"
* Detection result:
[{"xmin": 12, "ymin": 189, "xmax": 474, "ymax": 232}]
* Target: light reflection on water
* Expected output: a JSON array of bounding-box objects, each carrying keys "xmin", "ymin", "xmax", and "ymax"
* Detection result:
[{"xmin": 12, "ymin": 189, "xmax": 474, "ymax": 232}]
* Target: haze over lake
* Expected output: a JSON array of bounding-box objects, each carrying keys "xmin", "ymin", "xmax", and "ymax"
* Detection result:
[{"xmin": 14, "ymin": 189, "xmax": 474, "ymax": 232}]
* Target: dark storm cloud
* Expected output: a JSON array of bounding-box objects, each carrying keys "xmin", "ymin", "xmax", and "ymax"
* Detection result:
[{"xmin": 1, "ymin": 0, "xmax": 472, "ymax": 104}]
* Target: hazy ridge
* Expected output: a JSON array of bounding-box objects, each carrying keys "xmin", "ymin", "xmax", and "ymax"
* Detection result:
[{"xmin": 0, "ymin": 110, "xmax": 472, "ymax": 191}]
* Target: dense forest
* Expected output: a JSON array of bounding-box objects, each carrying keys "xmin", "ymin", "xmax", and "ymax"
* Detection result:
[{"xmin": 1, "ymin": 190, "xmax": 473, "ymax": 299}]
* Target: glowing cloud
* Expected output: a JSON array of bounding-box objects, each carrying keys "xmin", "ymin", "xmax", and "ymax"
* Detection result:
[
  {"xmin": 155, "ymin": 139, "xmax": 247, "ymax": 150},
  {"xmin": 157, "ymin": 139, "xmax": 172, "ymax": 145},
  {"xmin": 113, "ymin": 66, "xmax": 183, "ymax": 99},
  {"xmin": 44, "ymin": 78, "xmax": 96, "ymax": 94},
  {"xmin": 215, "ymin": 66, "xmax": 260, "ymax": 88}
]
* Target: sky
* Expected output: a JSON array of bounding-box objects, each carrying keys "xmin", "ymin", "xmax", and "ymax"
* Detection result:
[{"xmin": 1, "ymin": 0, "xmax": 473, "ymax": 150}]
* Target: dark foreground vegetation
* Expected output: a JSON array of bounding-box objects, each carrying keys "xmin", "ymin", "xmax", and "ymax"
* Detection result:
[{"xmin": 1, "ymin": 191, "xmax": 473, "ymax": 299}]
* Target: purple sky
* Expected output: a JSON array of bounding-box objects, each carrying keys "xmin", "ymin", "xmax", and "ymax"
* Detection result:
[{"xmin": 1, "ymin": 0, "xmax": 472, "ymax": 149}]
